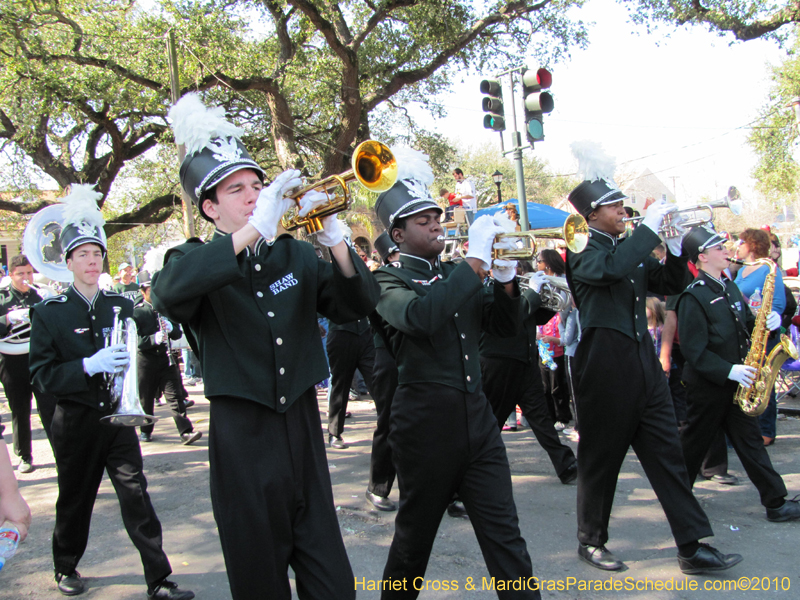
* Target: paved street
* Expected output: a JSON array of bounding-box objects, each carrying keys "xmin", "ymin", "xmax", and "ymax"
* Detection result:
[{"xmin": 1, "ymin": 385, "xmax": 799, "ymax": 599}]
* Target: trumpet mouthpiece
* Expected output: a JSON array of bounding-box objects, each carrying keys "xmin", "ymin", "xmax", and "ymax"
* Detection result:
[{"xmin": 436, "ymin": 235, "xmax": 445, "ymax": 242}]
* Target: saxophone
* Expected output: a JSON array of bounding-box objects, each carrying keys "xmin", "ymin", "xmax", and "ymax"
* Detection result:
[{"xmin": 731, "ymin": 258, "xmax": 799, "ymax": 416}]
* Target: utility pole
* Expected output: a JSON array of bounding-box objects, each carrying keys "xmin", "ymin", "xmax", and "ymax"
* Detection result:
[{"xmin": 167, "ymin": 30, "xmax": 196, "ymax": 238}]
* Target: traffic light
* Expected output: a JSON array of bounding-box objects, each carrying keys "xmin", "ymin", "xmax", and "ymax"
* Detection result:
[
  {"xmin": 480, "ymin": 79, "xmax": 505, "ymax": 131},
  {"xmin": 522, "ymin": 68, "xmax": 553, "ymax": 143}
]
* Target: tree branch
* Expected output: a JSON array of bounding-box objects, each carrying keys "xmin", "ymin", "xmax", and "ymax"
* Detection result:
[{"xmin": 104, "ymin": 194, "xmax": 182, "ymax": 236}]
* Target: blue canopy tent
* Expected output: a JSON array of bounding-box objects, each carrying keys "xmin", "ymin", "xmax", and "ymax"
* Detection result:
[{"xmin": 475, "ymin": 200, "xmax": 570, "ymax": 229}]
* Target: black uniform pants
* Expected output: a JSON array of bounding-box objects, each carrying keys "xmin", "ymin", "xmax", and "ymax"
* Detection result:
[
  {"xmin": 208, "ymin": 391, "xmax": 354, "ymax": 600},
  {"xmin": 681, "ymin": 378, "xmax": 786, "ymax": 508},
  {"xmin": 541, "ymin": 354, "xmax": 571, "ymax": 423},
  {"xmin": 368, "ymin": 345, "xmax": 397, "ymax": 498},
  {"xmin": 138, "ymin": 353, "xmax": 192, "ymax": 437},
  {"xmin": 481, "ymin": 356, "xmax": 576, "ymax": 478},
  {"xmin": 50, "ymin": 400, "xmax": 171, "ymax": 585},
  {"xmin": 574, "ymin": 328, "xmax": 713, "ymax": 547},
  {"xmin": 326, "ymin": 328, "xmax": 375, "ymax": 437},
  {"xmin": 382, "ymin": 383, "xmax": 539, "ymax": 600},
  {"xmin": 0, "ymin": 353, "xmax": 56, "ymax": 459}
]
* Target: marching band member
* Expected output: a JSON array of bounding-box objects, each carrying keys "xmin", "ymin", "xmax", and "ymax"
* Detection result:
[
  {"xmin": 372, "ymin": 149, "xmax": 540, "ymax": 599},
  {"xmin": 28, "ymin": 185, "xmax": 193, "ymax": 599},
  {"xmin": 564, "ymin": 142, "xmax": 741, "ymax": 574},
  {"xmin": 677, "ymin": 225, "xmax": 800, "ymax": 521},
  {"xmin": 134, "ymin": 271, "xmax": 202, "ymax": 445},
  {"xmin": 0, "ymin": 255, "xmax": 57, "ymax": 469},
  {"xmin": 365, "ymin": 231, "xmax": 399, "ymax": 512},
  {"xmin": 150, "ymin": 94, "xmax": 379, "ymax": 600},
  {"xmin": 480, "ymin": 267, "xmax": 578, "ymax": 484}
]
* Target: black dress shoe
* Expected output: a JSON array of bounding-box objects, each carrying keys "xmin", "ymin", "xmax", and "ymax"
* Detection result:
[
  {"xmin": 767, "ymin": 496, "xmax": 800, "ymax": 522},
  {"xmin": 139, "ymin": 432, "xmax": 152, "ymax": 443},
  {"xmin": 181, "ymin": 431, "xmax": 203, "ymax": 446},
  {"xmin": 147, "ymin": 580, "xmax": 195, "ymax": 600},
  {"xmin": 706, "ymin": 473, "xmax": 739, "ymax": 486},
  {"xmin": 328, "ymin": 435, "xmax": 348, "ymax": 449},
  {"xmin": 446, "ymin": 500, "xmax": 469, "ymax": 519},
  {"xmin": 55, "ymin": 571, "xmax": 85, "ymax": 596},
  {"xmin": 184, "ymin": 399, "xmax": 195, "ymax": 409},
  {"xmin": 366, "ymin": 490, "xmax": 397, "ymax": 511},
  {"xmin": 578, "ymin": 543, "xmax": 625, "ymax": 571},
  {"xmin": 677, "ymin": 543, "xmax": 743, "ymax": 574},
  {"xmin": 559, "ymin": 461, "xmax": 578, "ymax": 485}
]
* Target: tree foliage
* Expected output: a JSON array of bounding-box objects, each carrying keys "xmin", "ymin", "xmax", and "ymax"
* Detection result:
[
  {"xmin": 748, "ymin": 30, "xmax": 800, "ymax": 203},
  {"xmin": 626, "ymin": 1, "xmax": 800, "ymax": 43},
  {"xmin": 0, "ymin": 0, "xmax": 588, "ymax": 238}
]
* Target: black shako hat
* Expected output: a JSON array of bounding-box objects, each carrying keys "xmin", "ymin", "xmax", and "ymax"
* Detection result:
[
  {"xmin": 138, "ymin": 271, "xmax": 153, "ymax": 287},
  {"xmin": 373, "ymin": 231, "xmax": 399, "ymax": 264},
  {"xmin": 169, "ymin": 93, "xmax": 265, "ymax": 221},
  {"xmin": 59, "ymin": 184, "xmax": 108, "ymax": 258},
  {"xmin": 374, "ymin": 147, "xmax": 442, "ymax": 231},
  {"xmin": 682, "ymin": 224, "xmax": 727, "ymax": 263},
  {"xmin": 568, "ymin": 179, "xmax": 627, "ymax": 218},
  {"xmin": 374, "ymin": 180, "xmax": 442, "ymax": 231}
]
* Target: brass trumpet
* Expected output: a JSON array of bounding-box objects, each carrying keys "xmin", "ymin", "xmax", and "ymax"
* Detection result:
[
  {"xmin": 622, "ymin": 187, "xmax": 743, "ymax": 239},
  {"xmin": 281, "ymin": 140, "xmax": 397, "ymax": 234},
  {"xmin": 437, "ymin": 214, "xmax": 589, "ymax": 260}
]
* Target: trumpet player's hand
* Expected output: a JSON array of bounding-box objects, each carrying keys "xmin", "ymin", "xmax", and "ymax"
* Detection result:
[
  {"xmin": 160, "ymin": 319, "xmax": 173, "ymax": 334},
  {"xmin": 728, "ymin": 364, "xmax": 757, "ymax": 388},
  {"xmin": 640, "ymin": 199, "xmax": 675, "ymax": 236},
  {"xmin": 492, "ymin": 259, "xmax": 517, "ymax": 283},
  {"xmin": 466, "ymin": 215, "xmax": 506, "ymax": 270},
  {"xmin": 83, "ymin": 344, "xmax": 129, "ymax": 377},
  {"xmin": 154, "ymin": 331, "xmax": 165, "ymax": 345},
  {"xmin": 249, "ymin": 169, "xmax": 303, "ymax": 240},
  {"xmin": 6, "ymin": 308, "xmax": 29, "ymax": 325},
  {"xmin": 527, "ymin": 271, "xmax": 549, "ymax": 293},
  {"xmin": 297, "ymin": 190, "xmax": 329, "ymax": 217},
  {"xmin": 315, "ymin": 215, "xmax": 345, "ymax": 247},
  {"xmin": 766, "ymin": 310, "xmax": 782, "ymax": 331}
]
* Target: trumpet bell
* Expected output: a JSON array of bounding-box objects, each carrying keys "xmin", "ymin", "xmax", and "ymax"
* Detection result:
[
  {"xmin": 494, "ymin": 213, "xmax": 589, "ymax": 260},
  {"xmin": 281, "ymin": 140, "xmax": 397, "ymax": 234}
]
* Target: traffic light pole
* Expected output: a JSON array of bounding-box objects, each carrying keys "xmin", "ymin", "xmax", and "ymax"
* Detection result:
[{"xmin": 503, "ymin": 70, "xmax": 530, "ymax": 230}]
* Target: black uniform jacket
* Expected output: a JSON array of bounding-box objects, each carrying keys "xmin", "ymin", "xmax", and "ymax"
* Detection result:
[
  {"xmin": 480, "ymin": 288, "xmax": 555, "ymax": 365},
  {"xmin": 133, "ymin": 295, "xmax": 182, "ymax": 358},
  {"xmin": 150, "ymin": 231, "xmax": 380, "ymax": 412},
  {"xmin": 566, "ymin": 225, "xmax": 690, "ymax": 341},
  {"xmin": 0, "ymin": 284, "xmax": 43, "ymax": 339},
  {"xmin": 677, "ymin": 271, "xmax": 755, "ymax": 386},
  {"xmin": 29, "ymin": 287, "xmax": 133, "ymax": 410},
  {"xmin": 328, "ymin": 317, "xmax": 370, "ymax": 335},
  {"xmin": 374, "ymin": 253, "xmax": 520, "ymax": 393}
]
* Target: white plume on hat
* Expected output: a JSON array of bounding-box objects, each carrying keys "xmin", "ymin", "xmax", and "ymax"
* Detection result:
[
  {"xmin": 392, "ymin": 146, "xmax": 434, "ymax": 186},
  {"xmin": 61, "ymin": 184, "xmax": 105, "ymax": 228},
  {"xmin": 143, "ymin": 246, "xmax": 168, "ymax": 276},
  {"xmin": 570, "ymin": 140, "xmax": 618, "ymax": 184},
  {"xmin": 168, "ymin": 92, "xmax": 244, "ymax": 156}
]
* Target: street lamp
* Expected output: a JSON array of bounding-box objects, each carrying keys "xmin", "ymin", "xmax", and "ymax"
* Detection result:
[{"xmin": 492, "ymin": 170, "xmax": 503, "ymax": 204}]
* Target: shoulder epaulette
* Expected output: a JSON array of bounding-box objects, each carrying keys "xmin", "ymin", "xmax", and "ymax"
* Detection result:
[
  {"xmin": 687, "ymin": 280, "xmax": 706, "ymax": 289},
  {"xmin": 101, "ymin": 289, "xmax": 123, "ymax": 297},
  {"xmin": 43, "ymin": 294, "xmax": 67, "ymax": 304},
  {"xmin": 185, "ymin": 237, "xmax": 205, "ymax": 244}
]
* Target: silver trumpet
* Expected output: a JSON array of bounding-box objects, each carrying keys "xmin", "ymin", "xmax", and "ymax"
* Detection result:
[
  {"xmin": 622, "ymin": 187, "xmax": 743, "ymax": 240},
  {"xmin": 101, "ymin": 306, "xmax": 158, "ymax": 427},
  {"xmin": 520, "ymin": 274, "xmax": 572, "ymax": 312}
]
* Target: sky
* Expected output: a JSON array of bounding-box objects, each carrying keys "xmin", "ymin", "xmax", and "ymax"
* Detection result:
[{"xmin": 411, "ymin": 0, "xmax": 789, "ymax": 208}]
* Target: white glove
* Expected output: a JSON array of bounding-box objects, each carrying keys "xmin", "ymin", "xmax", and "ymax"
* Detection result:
[
  {"xmin": 248, "ymin": 169, "xmax": 303, "ymax": 240},
  {"xmin": 492, "ymin": 259, "xmax": 517, "ymax": 283},
  {"xmin": 160, "ymin": 319, "xmax": 173, "ymax": 334},
  {"xmin": 526, "ymin": 270, "xmax": 549, "ymax": 293},
  {"xmin": 83, "ymin": 344, "xmax": 129, "ymax": 377},
  {"xmin": 297, "ymin": 190, "xmax": 329, "ymax": 217},
  {"xmin": 466, "ymin": 215, "xmax": 506, "ymax": 269},
  {"xmin": 640, "ymin": 200, "xmax": 675, "ymax": 236},
  {"xmin": 315, "ymin": 215, "xmax": 345, "ymax": 247},
  {"xmin": 155, "ymin": 331, "xmax": 165, "ymax": 345},
  {"xmin": 6, "ymin": 308, "xmax": 29, "ymax": 325},
  {"xmin": 766, "ymin": 311, "xmax": 782, "ymax": 331},
  {"xmin": 728, "ymin": 364, "xmax": 757, "ymax": 388}
]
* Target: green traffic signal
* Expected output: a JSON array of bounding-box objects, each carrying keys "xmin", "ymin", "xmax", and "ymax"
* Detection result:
[{"xmin": 480, "ymin": 78, "xmax": 505, "ymax": 132}]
